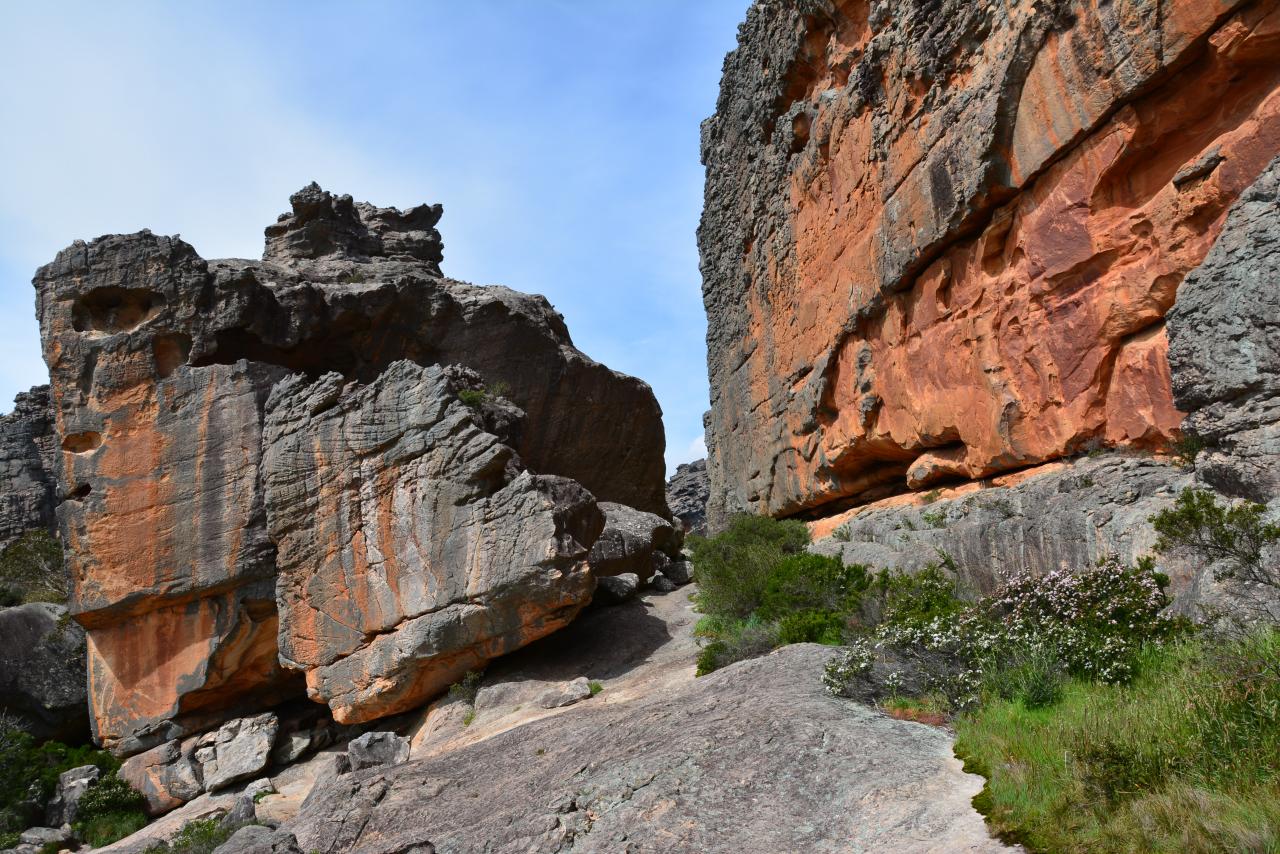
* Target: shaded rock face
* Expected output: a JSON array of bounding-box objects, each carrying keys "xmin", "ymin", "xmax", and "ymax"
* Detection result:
[
  {"xmin": 288, "ymin": 644, "xmax": 1006, "ymax": 854},
  {"xmin": 0, "ymin": 602, "xmax": 88, "ymax": 742},
  {"xmin": 34, "ymin": 185, "xmax": 662, "ymax": 750},
  {"xmin": 1168, "ymin": 156, "xmax": 1280, "ymax": 502},
  {"xmin": 0, "ymin": 386, "xmax": 58, "ymax": 551},
  {"xmin": 586, "ymin": 502, "xmax": 680, "ymax": 584},
  {"xmin": 262, "ymin": 362, "xmax": 602, "ymax": 723},
  {"xmin": 665, "ymin": 458, "xmax": 709, "ymax": 536},
  {"xmin": 701, "ymin": 0, "xmax": 1280, "ymax": 525}
]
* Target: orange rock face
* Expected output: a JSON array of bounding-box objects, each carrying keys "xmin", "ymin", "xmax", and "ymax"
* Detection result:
[
  {"xmin": 36, "ymin": 186, "xmax": 663, "ymax": 751},
  {"xmin": 701, "ymin": 0, "xmax": 1280, "ymax": 523}
]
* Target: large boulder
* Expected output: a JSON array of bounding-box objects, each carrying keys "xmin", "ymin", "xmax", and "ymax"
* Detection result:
[
  {"xmin": 262, "ymin": 361, "xmax": 603, "ymax": 723},
  {"xmin": 118, "ymin": 737, "xmax": 204, "ymax": 816},
  {"xmin": 34, "ymin": 185, "xmax": 665, "ymax": 750},
  {"xmin": 586, "ymin": 502, "xmax": 680, "ymax": 583},
  {"xmin": 1168, "ymin": 156, "xmax": 1280, "ymax": 503},
  {"xmin": 0, "ymin": 602, "xmax": 88, "ymax": 742},
  {"xmin": 701, "ymin": 0, "xmax": 1280, "ymax": 525}
]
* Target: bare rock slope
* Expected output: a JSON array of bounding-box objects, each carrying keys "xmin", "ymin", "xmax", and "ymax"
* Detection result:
[{"xmin": 286, "ymin": 587, "xmax": 1010, "ymax": 854}]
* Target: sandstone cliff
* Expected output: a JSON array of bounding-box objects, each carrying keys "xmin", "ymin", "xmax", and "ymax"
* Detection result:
[
  {"xmin": 34, "ymin": 185, "xmax": 669, "ymax": 752},
  {"xmin": 701, "ymin": 0, "xmax": 1280, "ymax": 525}
]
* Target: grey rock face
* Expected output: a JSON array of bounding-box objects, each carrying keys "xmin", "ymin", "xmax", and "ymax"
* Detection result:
[
  {"xmin": 0, "ymin": 386, "xmax": 57, "ymax": 552},
  {"xmin": 592, "ymin": 573, "xmax": 640, "ymax": 606},
  {"xmin": 346, "ymin": 732, "xmax": 410, "ymax": 772},
  {"xmin": 811, "ymin": 454, "xmax": 1222, "ymax": 613},
  {"xmin": 44, "ymin": 763, "xmax": 99, "ymax": 826},
  {"xmin": 288, "ymin": 644, "xmax": 1007, "ymax": 853},
  {"xmin": 212, "ymin": 825, "xmax": 304, "ymax": 854},
  {"xmin": 262, "ymin": 362, "xmax": 603, "ymax": 724},
  {"xmin": 0, "ymin": 602, "xmax": 87, "ymax": 742},
  {"xmin": 196, "ymin": 713, "xmax": 279, "ymax": 792},
  {"xmin": 587, "ymin": 502, "xmax": 680, "ymax": 583},
  {"xmin": 1168, "ymin": 156, "xmax": 1280, "ymax": 502},
  {"xmin": 665, "ymin": 458, "xmax": 709, "ymax": 536}
]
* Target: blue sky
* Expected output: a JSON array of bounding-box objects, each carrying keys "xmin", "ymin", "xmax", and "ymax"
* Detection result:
[{"xmin": 0, "ymin": 1, "xmax": 746, "ymax": 474}]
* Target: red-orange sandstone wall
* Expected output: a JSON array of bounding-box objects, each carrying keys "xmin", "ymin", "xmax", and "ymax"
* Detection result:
[{"xmin": 700, "ymin": 0, "xmax": 1280, "ymax": 525}]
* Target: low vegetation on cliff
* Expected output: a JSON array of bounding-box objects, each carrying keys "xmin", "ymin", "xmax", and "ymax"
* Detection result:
[{"xmin": 0, "ymin": 717, "xmax": 145, "ymax": 848}]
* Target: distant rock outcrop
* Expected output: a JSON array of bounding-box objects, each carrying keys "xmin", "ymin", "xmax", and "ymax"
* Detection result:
[
  {"xmin": 34, "ymin": 184, "xmax": 668, "ymax": 752},
  {"xmin": 0, "ymin": 386, "xmax": 58, "ymax": 551},
  {"xmin": 701, "ymin": 0, "xmax": 1280, "ymax": 525},
  {"xmin": 665, "ymin": 458, "xmax": 709, "ymax": 536}
]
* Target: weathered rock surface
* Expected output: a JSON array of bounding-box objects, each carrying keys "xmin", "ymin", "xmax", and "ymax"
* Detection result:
[
  {"xmin": 119, "ymin": 736, "xmax": 205, "ymax": 816},
  {"xmin": 586, "ymin": 502, "xmax": 679, "ymax": 583},
  {"xmin": 592, "ymin": 573, "xmax": 640, "ymax": 606},
  {"xmin": 44, "ymin": 763, "xmax": 98, "ymax": 826},
  {"xmin": 702, "ymin": 0, "xmax": 1280, "ymax": 525},
  {"xmin": 262, "ymin": 361, "xmax": 603, "ymax": 724},
  {"xmin": 1168, "ymin": 156, "xmax": 1280, "ymax": 502},
  {"xmin": 34, "ymin": 184, "xmax": 664, "ymax": 749},
  {"xmin": 0, "ymin": 602, "xmax": 88, "ymax": 741},
  {"xmin": 810, "ymin": 453, "xmax": 1229, "ymax": 613},
  {"xmin": 346, "ymin": 732, "xmax": 410, "ymax": 772},
  {"xmin": 0, "ymin": 386, "xmax": 58, "ymax": 551},
  {"xmin": 196, "ymin": 713, "xmax": 279, "ymax": 792},
  {"xmin": 212, "ymin": 825, "xmax": 304, "ymax": 854},
  {"xmin": 665, "ymin": 458, "xmax": 709, "ymax": 536},
  {"xmin": 289, "ymin": 643, "xmax": 1007, "ymax": 853}
]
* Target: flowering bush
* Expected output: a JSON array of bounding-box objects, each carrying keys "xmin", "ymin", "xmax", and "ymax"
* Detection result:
[{"xmin": 824, "ymin": 557, "xmax": 1182, "ymax": 710}]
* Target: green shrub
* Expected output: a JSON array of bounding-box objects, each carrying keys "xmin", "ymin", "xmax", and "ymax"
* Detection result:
[
  {"xmin": 0, "ymin": 716, "xmax": 122, "ymax": 838},
  {"xmin": 143, "ymin": 817, "xmax": 237, "ymax": 854},
  {"xmin": 695, "ymin": 617, "xmax": 779, "ymax": 676},
  {"xmin": 73, "ymin": 772, "xmax": 148, "ymax": 846},
  {"xmin": 687, "ymin": 515, "xmax": 809, "ymax": 620},
  {"xmin": 756, "ymin": 553, "xmax": 870, "ymax": 622},
  {"xmin": 457, "ymin": 389, "xmax": 487, "ymax": 407},
  {"xmin": 447, "ymin": 670, "xmax": 483, "ymax": 705},
  {"xmin": 0, "ymin": 531, "xmax": 65, "ymax": 605},
  {"xmin": 1152, "ymin": 487, "xmax": 1280, "ymax": 592},
  {"xmin": 588, "ymin": 680, "xmax": 603, "ymax": 696},
  {"xmin": 776, "ymin": 609, "xmax": 846, "ymax": 645}
]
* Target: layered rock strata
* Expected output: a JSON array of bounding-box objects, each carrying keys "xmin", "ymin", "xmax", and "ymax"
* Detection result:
[
  {"xmin": 702, "ymin": 0, "xmax": 1280, "ymax": 525},
  {"xmin": 666, "ymin": 457, "xmax": 710, "ymax": 536},
  {"xmin": 35, "ymin": 185, "xmax": 666, "ymax": 750},
  {"xmin": 262, "ymin": 361, "xmax": 602, "ymax": 723},
  {"xmin": 0, "ymin": 386, "xmax": 58, "ymax": 550}
]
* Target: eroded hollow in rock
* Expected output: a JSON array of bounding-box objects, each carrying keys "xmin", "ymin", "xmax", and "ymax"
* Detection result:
[{"xmin": 71, "ymin": 286, "xmax": 163, "ymax": 333}]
